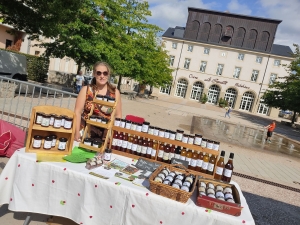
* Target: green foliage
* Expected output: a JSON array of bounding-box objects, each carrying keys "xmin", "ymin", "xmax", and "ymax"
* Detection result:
[
  {"xmin": 262, "ymin": 44, "xmax": 300, "ymax": 123},
  {"xmin": 218, "ymin": 97, "xmax": 224, "ymax": 107},
  {"xmin": 200, "ymin": 93, "xmax": 208, "ymax": 104}
]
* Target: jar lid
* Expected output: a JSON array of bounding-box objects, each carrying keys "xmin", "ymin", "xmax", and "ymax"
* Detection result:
[
  {"xmin": 54, "ymin": 115, "xmax": 62, "ymax": 119},
  {"xmin": 121, "ymin": 119, "xmax": 126, "ymax": 122},
  {"xmin": 105, "ymin": 148, "xmax": 112, "ymax": 153},
  {"xmin": 51, "ymin": 134, "xmax": 57, "ymax": 138},
  {"xmin": 109, "ymin": 97, "xmax": 115, "ymax": 101},
  {"xmin": 214, "ymin": 141, "xmax": 220, "ymax": 144},
  {"xmin": 149, "ymin": 126, "xmax": 154, "ymax": 129},
  {"xmin": 61, "ymin": 115, "xmax": 68, "ymax": 119},
  {"xmin": 93, "ymin": 140, "xmax": 102, "ymax": 145},
  {"xmin": 43, "ymin": 114, "xmax": 51, "ymax": 118},
  {"xmin": 103, "ymin": 95, "xmax": 109, "ymax": 99},
  {"xmin": 137, "ymin": 123, "xmax": 142, "ymax": 126},
  {"xmin": 36, "ymin": 112, "xmax": 45, "ymax": 115},
  {"xmin": 126, "ymin": 120, "xmax": 132, "ymax": 123},
  {"xmin": 143, "ymin": 122, "xmax": 150, "ymax": 125},
  {"xmin": 195, "ymin": 134, "xmax": 202, "ymax": 137},
  {"xmin": 90, "ymin": 115, "xmax": 97, "ymax": 118},
  {"xmin": 84, "ymin": 138, "xmax": 93, "ymax": 142},
  {"xmin": 59, "ymin": 137, "xmax": 68, "ymax": 142},
  {"xmin": 34, "ymin": 135, "xmax": 43, "ymax": 139},
  {"xmin": 50, "ymin": 113, "xmax": 57, "ymax": 117},
  {"xmin": 96, "ymin": 94, "xmax": 103, "ymax": 97},
  {"xmin": 45, "ymin": 136, "xmax": 53, "ymax": 141},
  {"xmin": 116, "ymin": 118, "xmax": 121, "ymax": 121},
  {"xmin": 65, "ymin": 117, "xmax": 73, "ymax": 121},
  {"xmin": 176, "ymin": 129, "xmax": 184, "ymax": 133}
]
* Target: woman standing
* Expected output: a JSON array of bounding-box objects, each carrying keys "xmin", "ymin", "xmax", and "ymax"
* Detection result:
[{"xmin": 74, "ymin": 62, "xmax": 122, "ymax": 141}]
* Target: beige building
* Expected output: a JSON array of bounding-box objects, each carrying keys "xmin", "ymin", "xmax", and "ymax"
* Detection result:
[{"xmin": 153, "ymin": 8, "xmax": 294, "ymax": 117}]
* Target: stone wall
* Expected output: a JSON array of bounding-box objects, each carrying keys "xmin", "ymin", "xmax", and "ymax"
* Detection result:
[{"xmin": 0, "ymin": 83, "xmax": 17, "ymax": 98}]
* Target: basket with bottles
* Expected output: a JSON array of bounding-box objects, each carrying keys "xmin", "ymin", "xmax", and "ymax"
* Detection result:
[{"xmin": 149, "ymin": 164, "xmax": 198, "ymax": 203}]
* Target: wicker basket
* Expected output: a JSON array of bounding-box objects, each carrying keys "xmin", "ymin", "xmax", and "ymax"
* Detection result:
[{"xmin": 149, "ymin": 164, "xmax": 197, "ymax": 203}]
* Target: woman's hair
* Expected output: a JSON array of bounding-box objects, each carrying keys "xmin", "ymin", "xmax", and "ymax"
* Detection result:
[{"xmin": 90, "ymin": 61, "xmax": 116, "ymax": 93}]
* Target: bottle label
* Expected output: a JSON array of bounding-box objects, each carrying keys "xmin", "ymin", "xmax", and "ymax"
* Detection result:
[
  {"xmin": 33, "ymin": 139, "xmax": 42, "ymax": 148},
  {"xmin": 190, "ymin": 159, "xmax": 197, "ymax": 167},
  {"xmin": 58, "ymin": 141, "xmax": 67, "ymax": 150},
  {"xmin": 61, "ymin": 118, "xmax": 65, "ymax": 126},
  {"xmin": 136, "ymin": 126, "xmax": 142, "ymax": 132},
  {"xmin": 114, "ymin": 120, "xmax": 120, "ymax": 126},
  {"xmin": 136, "ymin": 145, "xmax": 142, "ymax": 153},
  {"xmin": 49, "ymin": 117, "xmax": 55, "ymax": 126},
  {"xmin": 141, "ymin": 125, "xmax": 149, "ymax": 133},
  {"xmin": 164, "ymin": 132, "xmax": 170, "ymax": 139},
  {"xmin": 196, "ymin": 159, "xmax": 203, "ymax": 167},
  {"xmin": 151, "ymin": 149, "xmax": 156, "ymax": 157},
  {"xmin": 141, "ymin": 146, "xmax": 147, "ymax": 154},
  {"xmin": 158, "ymin": 131, "xmax": 165, "ymax": 137},
  {"xmin": 53, "ymin": 119, "xmax": 61, "ymax": 128},
  {"xmin": 117, "ymin": 139, "xmax": 123, "ymax": 147},
  {"xmin": 207, "ymin": 163, "xmax": 214, "ymax": 172},
  {"xmin": 41, "ymin": 118, "xmax": 50, "ymax": 127},
  {"xmin": 169, "ymin": 133, "xmax": 175, "ymax": 140},
  {"xmin": 216, "ymin": 166, "xmax": 224, "ymax": 175},
  {"xmin": 194, "ymin": 137, "xmax": 202, "ymax": 145},
  {"xmin": 36, "ymin": 115, "xmax": 43, "ymax": 124},
  {"xmin": 213, "ymin": 144, "xmax": 219, "ymax": 151},
  {"xmin": 131, "ymin": 124, "xmax": 137, "ymax": 130},
  {"xmin": 163, "ymin": 152, "xmax": 169, "ymax": 160},
  {"xmin": 202, "ymin": 162, "xmax": 208, "ymax": 170},
  {"xmin": 148, "ymin": 128, "xmax": 154, "ymax": 135},
  {"xmin": 146, "ymin": 147, "xmax": 152, "ymax": 155},
  {"xmin": 180, "ymin": 156, "xmax": 186, "ymax": 161},
  {"xmin": 153, "ymin": 129, "xmax": 159, "ymax": 136},
  {"xmin": 125, "ymin": 123, "xmax": 131, "ymax": 129},
  {"xmin": 223, "ymin": 168, "xmax": 233, "ymax": 178},
  {"xmin": 175, "ymin": 133, "xmax": 183, "ymax": 141},
  {"xmin": 158, "ymin": 150, "xmax": 164, "ymax": 158},
  {"xmin": 104, "ymin": 153, "xmax": 111, "ymax": 161},
  {"xmin": 182, "ymin": 136, "xmax": 188, "ymax": 143},
  {"xmin": 112, "ymin": 138, "xmax": 118, "ymax": 146},
  {"xmin": 127, "ymin": 142, "xmax": 133, "ymax": 149},
  {"xmin": 131, "ymin": 144, "xmax": 137, "ymax": 151},
  {"xmin": 168, "ymin": 153, "xmax": 175, "ymax": 160},
  {"xmin": 174, "ymin": 154, "xmax": 180, "ymax": 159},
  {"xmin": 207, "ymin": 142, "xmax": 214, "ymax": 149},
  {"xmin": 201, "ymin": 141, "xmax": 207, "ymax": 148},
  {"xmin": 51, "ymin": 139, "xmax": 57, "ymax": 147},
  {"xmin": 64, "ymin": 120, "xmax": 72, "ymax": 129},
  {"xmin": 121, "ymin": 141, "xmax": 128, "ymax": 149},
  {"xmin": 43, "ymin": 140, "xmax": 52, "ymax": 149},
  {"xmin": 186, "ymin": 157, "xmax": 191, "ymax": 165},
  {"xmin": 188, "ymin": 138, "xmax": 194, "ymax": 145},
  {"xmin": 120, "ymin": 121, "xmax": 126, "ymax": 128}
]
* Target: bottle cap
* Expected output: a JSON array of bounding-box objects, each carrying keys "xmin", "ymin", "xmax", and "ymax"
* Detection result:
[
  {"xmin": 221, "ymin": 150, "xmax": 225, "ymax": 157},
  {"xmin": 229, "ymin": 153, "xmax": 234, "ymax": 159}
]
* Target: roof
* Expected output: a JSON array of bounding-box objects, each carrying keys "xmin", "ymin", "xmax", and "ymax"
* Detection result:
[
  {"xmin": 188, "ymin": 7, "xmax": 282, "ymax": 23},
  {"xmin": 162, "ymin": 27, "xmax": 293, "ymax": 58}
]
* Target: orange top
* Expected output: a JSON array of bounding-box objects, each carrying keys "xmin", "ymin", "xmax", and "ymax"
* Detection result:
[{"xmin": 268, "ymin": 123, "xmax": 276, "ymax": 132}]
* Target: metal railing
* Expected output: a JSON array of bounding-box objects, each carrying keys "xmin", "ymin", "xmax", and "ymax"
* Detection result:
[{"xmin": 0, "ymin": 77, "xmax": 77, "ymax": 130}]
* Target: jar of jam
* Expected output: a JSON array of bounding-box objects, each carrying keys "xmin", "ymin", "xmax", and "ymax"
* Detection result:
[
  {"xmin": 148, "ymin": 126, "xmax": 154, "ymax": 135},
  {"xmin": 64, "ymin": 117, "xmax": 73, "ymax": 129},
  {"xmin": 158, "ymin": 129, "xmax": 165, "ymax": 138},
  {"xmin": 164, "ymin": 130, "xmax": 170, "ymax": 139},
  {"xmin": 114, "ymin": 118, "xmax": 121, "ymax": 126},
  {"xmin": 182, "ymin": 134, "xmax": 189, "ymax": 143},
  {"xmin": 206, "ymin": 140, "xmax": 214, "ymax": 149},
  {"xmin": 96, "ymin": 117, "xmax": 102, "ymax": 123},
  {"xmin": 101, "ymin": 118, "xmax": 108, "ymax": 124},
  {"xmin": 131, "ymin": 122, "xmax": 137, "ymax": 131},
  {"xmin": 84, "ymin": 138, "xmax": 93, "ymax": 146},
  {"xmin": 103, "ymin": 148, "xmax": 112, "ymax": 161},
  {"xmin": 43, "ymin": 136, "xmax": 53, "ymax": 150},
  {"xmin": 136, "ymin": 123, "xmax": 142, "ymax": 132},
  {"xmin": 142, "ymin": 122, "xmax": 150, "ymax": 133},
  {"xmin": 53, "ymin": 116, "xmax": 62, "ymax": 128},
  {"xmin": 93, "ymin": 140, "xmax": 102, "ymax": 148},
  {"xmin": 58, "ymin": 137, "xmax": 68, "ymax": 151},
  {"xmin": 96, "ymin": 94, "xmax": 104, "ymax": 100},
  {"xmin": 120, "ymin": 119, "xmax": 126, "ymax": 128},
  {"xmin": 35, "ymin": 112, "xmax": 44, "ymax": 125},
  {"xmin": 175, "ymin": 129, "xmax": 184, "ymax": 141},
  {"xmin": 108, "ymin": 97, "xmax": 115, "ymax": 103},
  {"xmin": 194, "ymin": 134, "xmax": 202, "ymax": 145},
  {"xmin": 32, "ymin": 135, "xmax": 43, "ymax": 149},
  {"xmin": 41, "ymin": 114, "xmax": 51, "ymax": 127},
  {"xmin": 153, "ymin": 127, "xmax": 159, "ymax": 136},
  {"xmin": 125, "ymin": 120, "xmax": 132, "ymax": 129},
  {"xmin": 49, "ymin": 114, "xmax": 56, "ymax": 126},
  {"xmin": 103, "ymin": 95, "xmax": 109, "ymax": 101},
  {"xmin": 201, "ymin": 138, "xmax": 207, "ymax": 148},
  {"xmin": 61, "ymin": 115, "xmax": 67, "ymax": 127},
  {"xmin": 169, "ymin": 131, "xmax": 176, "ymax": 140},
  {"xmin": 213, "ymin": 141, "xmax": 220, "ymax": 151},
  {"xmin": 188, "ymin": 135, "xmax": 195, "ymax": 145},
  {"xmin": 89, "ymin": 115, "xmax": 97, "ymax": 122},
  {"xmin": 51, "ymin": 134, "xmax": 57, "ymax": 147}
]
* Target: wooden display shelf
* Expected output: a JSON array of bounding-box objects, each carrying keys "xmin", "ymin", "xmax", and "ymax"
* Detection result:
[
  {"xmin": 32, "ymin": 124, "xmax": 73, "ymax": 133},
  {"xmin": 112, "ymin": 126, "xmax": 219, "ymax": 156},
  {"xmin": 86, "ymin": 119, "xmax": 110, "ymax": 129},
  {"xmin": 79, "ymin": 142, "xmax": 104, "ymax": 152},
  {"xmin": 93, "ymin": 99, "xmax": 115, "ymax": 108},
  {"xmin": 111, "ymin": 149, "xmax": 214, "ymax": 179},
  {"xmin": 27, "ymin": 142, "xmax": 69, "ymax": 155}
]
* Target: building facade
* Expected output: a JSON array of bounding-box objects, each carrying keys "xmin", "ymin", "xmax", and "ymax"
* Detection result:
[{"xmin": 153, "ymin": 8, "xmax": 294, "ymax": 117}]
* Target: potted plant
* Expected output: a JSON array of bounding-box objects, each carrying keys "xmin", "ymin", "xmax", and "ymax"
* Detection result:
[{"xmin": 200, "ymin": 93, "xmax": 208, "ymax": 104}]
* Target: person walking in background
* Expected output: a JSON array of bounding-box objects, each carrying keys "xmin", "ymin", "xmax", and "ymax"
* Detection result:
[
  {"xmin": 75, "ymin": 71, "xmax": 84, "ymax": 93},
  {"xmin": 225, "ymin": 106, "xmax": 232, "ymax": 118},
  {"xmin": 265, "ymin": 120, "xmax": 276, "ymax": 143}
]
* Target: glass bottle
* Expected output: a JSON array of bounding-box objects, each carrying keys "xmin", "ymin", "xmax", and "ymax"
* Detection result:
[
  {"xmin": 186, "ymin": 149, "xmax": 193, "ymax": 168},
  {"xmin": 117, "ymin": 132, "xmax": 124, "ymax": 151},
  {"xmin": 163, "ymin": 144, "xmax": 170, "ymax": 164},
  {"xmin": 201, "ymin": 153, "xmax": 209, "ymax": 173},
  {"xmin": 157, "ymin": 143, "xmax": 165, "ymax": 162},
  {"xmin": 136, "ymin": 137, "xmax": 143, "ymax": 156},
  {"xmin": 141, "ymin": 138, "xmax": 148, "ymax": 157},
  {"xmin": 207, "ymin": 154, "xmax": 217, "ymax": 175},
  {"xmin": 180, "ymin": 148, "xmax": 187, "ymax": 161},
  {"xmin": 131, "ymin": 136, "xmax": 138, "ymax": 155},
  {"xmin": 190, "ymin": 150, "xmax": 198, "ymax": 171},
  {"xmin": 214, "ymin": 150, "xmax": 225, "ymax": 180},
  {"xmin": 168, "ymin": 144, "xmax": 176, "ymax": 162},
  {"xmin": 146, "ymin": 139, "xmax": 153, "ymax": 158},
  {"xmin": 151, "ymin": 141, "xmax": 158, "ymax": 160},
  {"xmin": 222, "ymin": 153, "xmax": 234, "ymax": 182},
  {"xmin": 196, "ymin": 152, "xmax": 204, "ymax": 172},
  {"xmin": 111, "ymin": 131, "xmax": 119, "ymax": 150},
  {"xmin": 126, "ymin": 135, "xmax": 134, "ymax": 153},
  {"xmin": 174, "ymin": 146, "xmax": 181, "ymax": 159},
  {"xmin": 121, "ymin": 132, "xmax": 128, "ymax": 152}
]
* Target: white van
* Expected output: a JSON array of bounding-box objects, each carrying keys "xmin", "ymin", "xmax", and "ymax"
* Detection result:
[{"xmin": 0, "ymin": 49, "xmax": 27, "ymax": 81}]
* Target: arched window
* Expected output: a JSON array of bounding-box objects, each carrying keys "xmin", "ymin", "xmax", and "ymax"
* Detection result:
[
  {"xmin": 224, "ymin": 88, "xmax": 237, "ymax": 108},
  {"xmin": 207, "ymin": 85, "xmax": 220, "ymax": 104},
  {"xmin": 198, "ymin": 22, "xmax": 211, "ymax": 41},
  {"xmin": 257, "ymin": 98, "xmax": 269, "ymax": 115},
  {"xmin": 256, "ymin": 31, "xmax": 270, "ymax": 51},
  {"xmin": 249, "ymin": 29, "xmax": 257, "ymax": 40},
  {"xmin": 209, "ymin": 24, "xmax": 222, "ymax": 43},
  {"xmin": 232, "ymin": 27, "xmax": 246, "ymax": 47},
  {"xmin": 175, "ymin": 79, "xmax": 188, "ymax": 98},
  {"xmin": 190, "ymin": 81, "xmax": 204, "ymax": 101},
  {"xmin": 192, "ymin": 20, "xmax": 200, "ymax": 31},
  {"xmin": 239, "ymin": 91, "xmax": 255, "ymax": 111},
  {"xmin": 244, "ymin": 29, "xmax": 257, "ymax": 49}
]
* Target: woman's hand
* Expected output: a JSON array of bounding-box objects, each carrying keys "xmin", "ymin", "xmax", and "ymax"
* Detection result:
[{"xmin": 74, "ymin": 131, "xmax": 81, "ymax": 142}]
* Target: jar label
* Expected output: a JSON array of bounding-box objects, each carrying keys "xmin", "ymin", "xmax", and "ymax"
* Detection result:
[
  {"xmin": 188, "ymin": 138, "xmax": 194, "ymax": 145},
  {"xmin": 53, "ymin": 119, "xmax": 61, "ymax": 128},
  {"xmin": 153, "ymin": 130, "xmax": 159, "ymax": 136},
  {"xmin": 127, "ymin": 142, "xmax": 133, "ymax": 149},
  {"xmin": 58, "ymin": 142, "xmax": 67, "ymax": 150},
  {"xmin": 117, "ymin": 140, "xmax": 123, "ymax": 147},
  {"xmin": 216, "ymin": 192, "xmax": 224, "ymax": 198},
  {"xmin": 104, "ymin": 153, "xmax": 111, "ymax": 161},
  {"xmin": 64, "ymin": 120, "xmax": 72, "ymax": 129},
  {"xmin": 44, "ymin": 140, "xmax": 52, "ymax": 149},
  {"xmin": 136, "ymin": 126, "xmax": 142, "ymax": 132},
  {"xmin": 121, "ymin": 141, "xmax": 128, "ymax": 148},
  {"xmin": 182, "ymin": 136, "xmax": 188, "ymax": 143},
  {"xmin": 148, "ymin": 129, "xmax": 154, "ymax": 135},
  {"xmin": 180, "ymin": 156, "xmax": 186, "ymax": 161},
  {"xmin": 174, "ymin": 154, "xmax": 180, "ymax": 159},
  {"xmin": 84, "ymin": 141, "xmax": 92, "ymax": 146},
  {"xmin": 186, "ymin": 157, "xmax": 191, "ymax": 165},
  {"xmin": 120, "ymin": 122, "xmax": 126, "ymax": 128},
  {"xmin": 151, "ymin": 149, "xmax": 156, "ymax": 157},
  {"xmin": 216, "ymin": 166, "xmax": 224, "ymax": 175},
  {"xmin": 33, "ymin": 139, "xmax": 42, "ymax": 148},
  {"xmin": 112, "ymin": 138, "xmax": 118, "ymax": 146},
  {"xmin": 158, "ymin": 150, "xmax": 164, "ymax": 158},
  {"xmin": 36, "ymin": 115, "xmax": 43, "ymax": 124},
  {"xmin": 114, "ymin": 120, "xmax": 120, "ymax": 126},
  {"xmin": 61, "ymin": 118, "xmax": 65, "ymax": 126},
  {"xmin": 225, "ymin": 193, "xmax": 233, "ymax": 200},
  {"xmin": 223, "ymin": 169, "xmax": 232, "ymax": 177},
  {"xmin": 169, "ymin": 133, "xmax": 175, "ymax": 140},
  {"xmin": 163, "ymin": 152, "xmax": 169, "ymax": 160},
  {"xmin": 175, "ymin": 133, "xmax": 183, "ymax": 141},
  {"xmin": 136, "ymin": 145, "xmax": 142, "ymax": 153},
  {"xmin": 168, "ymin": 153, "xmax": 175, "ymax": 160},
  {"xmin": 190, "ymin": 159, "xmax": 197, "ymax": 167},
  {"xmin": 51, "ymin": 139, "xmax": 57, "ymax": 147},
  {"xmin": 41, "ymin": 118, "xmax": 50, "ymax": 127},
  {"xmin": 131, "ymin": 124, "xmax": 137, "ymax": 130},
  {"xmin": 207, "ymin": 143, "xmax": 214, "ymax": 149},
  {"xmin": 201, "ymin": 141, "xmax": 207, "ymax": 148},
  {"xmin": 194, "ymin": 137, "xmax": 202, "ymax": 145},
  {"xmin": 141, "ymin": 125, "xmax": 149, "ymax": 133},
  {"xmin": 146, "ymin": 147, "xmax": 152, "ymax": 155},
  {"xmin": 202, "ymin": 162, "xmax": 208, "ymax": 170},
  {"xmin": 164, "ymin": 132, "xmax": 170, "ymax": 139},
  {"xmin": 196, "ymin": 159, "xmax": 203, "ymax": 167},
  {"xmin": 207, "ymin": 163, "xmax": 214, "ymax": 172},
  {"xmin": 131, "ymin": 144, "xmax": 137, "ymax": 151},
  {"xmin": 97, "ymin": 118, "xmax": 102, "ymax": 123},
  {"xmin": 141, "ymin": 146, "xmax": 147, "ymax": 154},
  {"xmin": 158, "ymin": 131, "xmax": 164, "ymax": 137},
  {"xmin": 125, "ymin": 123, "xmax": 131, "ymax": 129},
  {"xmin": 213, "ymin": 144, "xmax": 219, "ymax": 151},
  {"xmin": 49, "ymin": 117, "xmax": 55, "ymax": 126}
]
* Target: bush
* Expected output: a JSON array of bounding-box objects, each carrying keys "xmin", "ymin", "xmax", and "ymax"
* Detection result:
[
  {"xmin": 218, "ymin": 97, "xmax": 225, "ymax": 107},
  {"xmin": 200, "ymin": 93, "xmax": 208, "ymax": 104}
]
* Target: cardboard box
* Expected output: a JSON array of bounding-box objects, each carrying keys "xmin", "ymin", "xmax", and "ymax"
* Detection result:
[{"xmin": 196, "ymin": 178, "xmax": 243, "ymax": 216}]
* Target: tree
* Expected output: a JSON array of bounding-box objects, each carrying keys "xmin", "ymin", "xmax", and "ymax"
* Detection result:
[{"xmin": 262, "ymin": 44, "xmax": 300, "ymax": 123}]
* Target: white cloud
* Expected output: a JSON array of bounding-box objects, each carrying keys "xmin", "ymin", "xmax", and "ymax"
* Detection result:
[{"xmin": 227, "ymin": 0, "xmax": 252, "ymax": 15}]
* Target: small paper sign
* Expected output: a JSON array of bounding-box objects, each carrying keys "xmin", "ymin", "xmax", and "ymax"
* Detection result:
[
  {"xmin": 170, "ymin": 158, "xmax": 189, "ymax": 168},
  {"xmin": 134, "ymin": 158, "xmax": 161, "ymax": 172}
]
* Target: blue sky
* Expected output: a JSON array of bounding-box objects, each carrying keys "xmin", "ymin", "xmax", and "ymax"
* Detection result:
[{"xmin": 147, "ymin": 0, "xmax": 300, "ymax": 50}]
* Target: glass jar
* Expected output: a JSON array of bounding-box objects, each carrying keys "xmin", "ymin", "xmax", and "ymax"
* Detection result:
[
  {"xmin": 169, "ymin": 131, "xmax": 176, "ymax": 140},
  {"xmin": 136, "ymin": 123, "xmax": 142, "ymax": 132},
  {"xmin": 153, "ymin": 127, "xmax": 159, "ymax": 136},
  {"xmin": 35, "ymin": 112, "xmax": 44, "ymax": 125},
  {"xmin": 61, "ymin": 115, "xmax": 67, "ymax": 127},
  {"xmin": 64, "ymin": 117, "xmax": 73, "ymax": 129},
  {"xmin": 41, "ymin": 114, "xmax": 51, "ymax": 127},
  {"xmin": 114, "ymin": 118, "xmax": 121, "ymax": 126},
  {"xmin": 188, "ymin": 135, "xmax": 195, "ymax": 145},
  {"xmin": 84, "ymin": 138, "xmax": 93, "ymax": 146},
  {"xmin": 103, "ymin": 148, "xmax": 112, "ymax": 161},
  {"xmin": 206, "ymin": 140, "xmax": 214, "ymax": 149},
  {"xmin": 51, "ymin": 134, "xmax": 57, "ymax": 147},
  {"xmin": 213, "ymin": 141, "xmax": 220, "ymax": 151},
  {"xmin": 164, "ymin": 130, "xmax": 170, "ymax": 139},
  {"xmin": 43, "ymin": 136, "xmax": 53, "ymax": 150},
  {"xmin": 53, "ymin": 116, "xmax": 62, "ymax": 128},
  {"xmin": 96, "ymin": 94, "xmax": 104, "ymax": 100},
  {"xmin": 103, "ymin": 95, "xmax": 109, "ymax": 101},
  {"xmin": 58, "ymin": 137, "xmax": 68, "ymax": 151},
  {"xmin": 49, "ymin": 114, "xmax": 56, "ymax": 126},
  {"xmin": 108, "ymin": 97, "xmax": 115, "ymax": 103},
  {"xmin": 141, "ymin": 122, "xmax": 150, "ymax": 133},
  {"xmin": 32, "ymin": 135, "xmax": 43, "ymax": 149},
  {"xmin": 176, "ymin": 129, "xmax": 184, "ymax": 141},
  {"xmin": 148, "ymin": 126, "xmax": 154, "ymax": 135},
  {"xmin": 182, "ymin": 134, "xmax": 189, "ymax": 143},
  {"xmin": 101, "ymin": 118, "xmax": 108, "ymax": 124},
  {"xmin": 93, "ymin": 140, "xmax": 102, "ymax": 148},
  {"xmin": 120, "ymin": 119, "xmax": 126, "ymax": 128},
  {"xmin": 158, "ymin": 129, "xmax": 165, "ymax": 138},
  {"xmin": 194, "ymin": 134, "xmax": 202, "ymax": 146},
  {"xmin": 131, "ymin": 122, "xmax": 137, "ymax": 131},
  {"xmin": 201, "ymin": 138, "xmax": 207, "ymax": 148},
  {"xmin": 96, "ymin": 116, "xmax": 102, "ymax": 123},
  {"xmin": 125, "ymin": 120, "xmax": 132, "ymax": 129},
  {"xmin": 89, "ymin": 115, "xmax": 97, "ymax": 122}
]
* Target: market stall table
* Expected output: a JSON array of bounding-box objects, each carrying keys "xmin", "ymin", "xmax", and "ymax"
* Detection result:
[{"xmin": 0, "ymin": 145, "xmax": 255, "ymax": 225}]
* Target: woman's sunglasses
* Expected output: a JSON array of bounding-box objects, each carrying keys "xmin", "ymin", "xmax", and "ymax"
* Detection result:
[{"xmin": 96, "ymin": 71, "xmax": 109, "ymax": 76}]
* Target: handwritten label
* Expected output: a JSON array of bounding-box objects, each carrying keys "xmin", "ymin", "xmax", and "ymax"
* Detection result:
[
  {"xmin": 204, "ymin": 77, "xmax": 227, "ymax": 85},
  {"xmin": 189, "ymin": 74, "xmax": 198, "ymax": 79},
  {"xmin": 170, "ymin": 158, "xmax": 189, "ymax": 168},
  {"xmin": 135, "ymin": 158, "xmax": 161, "ymax": 172},
  {"xmin": 235, "ymin": 83, "xmax": 250, "ymax": 89}
]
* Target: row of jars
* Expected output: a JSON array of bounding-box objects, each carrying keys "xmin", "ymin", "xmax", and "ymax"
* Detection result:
[
  {"xmin": 96, "ymin": 95, "xmax": 116, "ymax": 102},
  {"xmin": 114, "ymin": 119, "xmax": 220, "ymax": 151},
  {"xmin": 82, "ymin": 138, "xmax": 103, "ymax": 148},
  {"xmin": 88, "ymin": 116, "xmax": 109, "ymax": 124},
  {"xmin": 35, "ymin": 112, "xmax": 73, "ymax": 129},
  {"xmin": 112, "ymin": 132, "xmax": 219, "ymax": 175},
  {"xmin": 32, "ymin": 134, "xmax": 68, "ymax": 151}
]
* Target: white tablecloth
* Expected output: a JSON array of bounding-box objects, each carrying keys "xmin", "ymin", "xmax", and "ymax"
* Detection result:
[{"xmin": 0, "ymin": 147, "xmax": 255, "ymax": 225}]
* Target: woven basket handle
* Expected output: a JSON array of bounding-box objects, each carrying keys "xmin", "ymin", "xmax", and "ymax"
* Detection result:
[{"xmin": 171, "ymin": 164, "xmax": 189, "ymax": 173}]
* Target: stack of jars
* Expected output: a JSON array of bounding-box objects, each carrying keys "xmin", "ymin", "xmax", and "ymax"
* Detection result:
[
  {"xmin": 35, "ymin": 112, "xmax": 73, "ymax": 130},
  {"xmin": 32, "ymin": 134, "xmax": 68, "ymax": 151}
]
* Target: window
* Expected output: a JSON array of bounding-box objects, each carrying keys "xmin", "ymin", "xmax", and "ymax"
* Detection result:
[
  {"xmin": 175, "ymin": 79, "xmax": 188, "ymax": 98},
  {"xmin": 269, "ymin": 73, "xmax": 277, "ymax": 85},
  {"xmin": 199, "ymin": 61, "xmax": 207, "ymax": 72},
  {"xmin": 233, "ymin": 67, "xmax": 241, "ymax": 78},
  {"xmin": 5, "ymin": 39, "xmax": 12, "ymax": 49},
  {"xmin": 238, "ymin": 53, "xmax": 244, "ymax": 60},
  {"xmin": 172, "ymin": 42, "xmax": 177, "ymax": 49},
  {"xmin": 204, "ymin": 48, "xmax": 210, "ymax": 54},
  {"xmin": 251, "ymin": 70, "xmax": 259, "ymax": 82},
  {"xmin": 216, "ymin": 64, "xmax": 224, "ymax": 76},
  {"xmin": 274, "ymin": 60, "xmax": 280, "ymax": 66},
  {"xmin": 35, "ymin": 51, "xmax": 40, "ymax": 56},
  {"xmin": 256, "ymin": 56, "xmax": 262, "ymax": 64},
  {"xmin": 187, "ymin": 45, "xmax": 193, "ymax": 52},
  {"xmin": 169, "ymin": 56, "xmax": 175, "ymax": 66},
  {"xmin": 160, "ymin": 85, "xmax": 171, "ymax": 95},
  {"xmin": 184, "ymin": 58, "xmax": 191, "ymax": 69}
]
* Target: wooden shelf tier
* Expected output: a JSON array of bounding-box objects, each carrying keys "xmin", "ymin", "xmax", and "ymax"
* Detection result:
[
  {"xmin": 79, "ymin": 142, "xmax": 104, "ymax": 152},
  {"xmin": 32, "ymin": 124, "xmax": 73, "ymax": 133},
  {"xmin": 86, "ymin": 120, "xmax": 110, "ymax": 129},
  {"xmin": 93, "ymin": 99, "xmax": 116, "ymax": 108}
]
